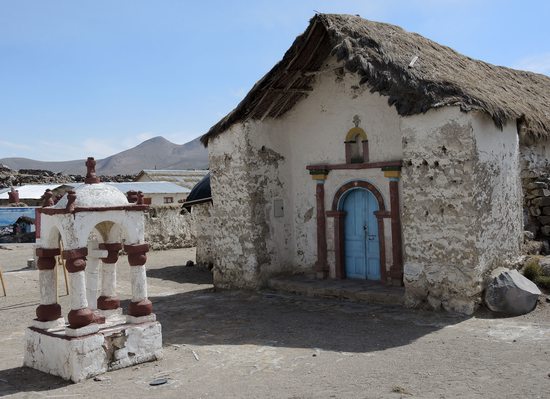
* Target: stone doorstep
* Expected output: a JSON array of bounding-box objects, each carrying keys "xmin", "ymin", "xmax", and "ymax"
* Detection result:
[{"xmin": 267, "ymin": 276, "xmax": 405, "ymax": 306}]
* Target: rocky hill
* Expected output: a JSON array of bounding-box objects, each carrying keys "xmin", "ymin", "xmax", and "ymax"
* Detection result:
[
  {"xmin": 0, "ymin": 136, "xmax": 208, "ymax": 176},
  {"xmin": 0, "ymin": 164, "xmax": 135, "ymax": 189}
]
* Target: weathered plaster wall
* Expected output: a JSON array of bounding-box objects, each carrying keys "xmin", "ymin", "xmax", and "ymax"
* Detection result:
[
  {"xmin": 208, "ymin": 65, "xmax": 402, "ymax": 288},
  {"xmin": 401, "ymin": 108, "xmax": 521, "ymax": 314},
  {"xmin": 208, "ymin": 122, "xmax": 288, "ymax": 289}
]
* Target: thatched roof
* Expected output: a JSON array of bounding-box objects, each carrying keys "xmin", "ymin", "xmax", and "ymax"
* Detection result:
[{"xmin": 202, "ymin": 13, "xmax": 550, "ymax": 146}]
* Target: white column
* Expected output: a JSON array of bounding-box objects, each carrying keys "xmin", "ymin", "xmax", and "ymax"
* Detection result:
[
  {"xmin": 130, "ymin": 266, "xmax": 147, "ymax": 302},
  {"xmin": 85, "ymin": 257, "xmax": 100, "ymax": 310},
  {"xmin": 39, "ymin": 269, "xmax": 57, "ymax": 305},
  {"xmin": 102, "ymin": 264, "xmax": 117, "ymax": 298},
  {"xmin": 69, "ymin": 271, "xmax": 88, "ymax": 311}
]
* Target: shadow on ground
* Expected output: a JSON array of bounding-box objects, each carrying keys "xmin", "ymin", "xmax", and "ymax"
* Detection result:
[
  {"xmin": 152, "ymin": 286, "xmax": 469, "ymax": 354},
  {"xmin": 147, "ymin": 265, "xmax": 213, "ymax": 285},
  {"xmin": 0, "ymin": 367, "xmax": 71, "ymax": 396}
]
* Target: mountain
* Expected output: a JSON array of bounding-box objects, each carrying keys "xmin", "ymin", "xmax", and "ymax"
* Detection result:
[{"xmin": 0, "ymin": 136, "xmax": 208, "ymax": 175}]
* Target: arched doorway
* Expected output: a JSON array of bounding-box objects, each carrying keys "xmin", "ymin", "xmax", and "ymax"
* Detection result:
[{"xmin": 341, "ymin": 188, "xmax": 381, "ymax": 280}]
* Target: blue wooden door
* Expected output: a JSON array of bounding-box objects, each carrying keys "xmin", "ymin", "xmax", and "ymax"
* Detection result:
[{"xmin": 343, "ymin": 189, "xmax": 381, "ymax": 280}]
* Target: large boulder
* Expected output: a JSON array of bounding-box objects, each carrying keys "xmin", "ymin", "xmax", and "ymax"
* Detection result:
[{"xmin": 485, "ymin": 269, "xmax": 541, "ymax": 315}]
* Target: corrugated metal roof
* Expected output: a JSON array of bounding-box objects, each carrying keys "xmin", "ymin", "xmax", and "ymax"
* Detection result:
[
  {"xmin": 136, "ymin": 169, "xmax": 208, "ymax": 189},
  {"xmin": 106, "ymin": 181, "xmax": 190, "ymax": 194},
  {"xmin": 0, "ymin": 184, "xmax": 67, "ymax": 200}
]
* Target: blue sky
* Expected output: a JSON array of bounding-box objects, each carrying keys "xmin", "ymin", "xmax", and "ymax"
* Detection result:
[{"xmin": 1, "ymin": 0, "xmax": 549, "ymax": 161}]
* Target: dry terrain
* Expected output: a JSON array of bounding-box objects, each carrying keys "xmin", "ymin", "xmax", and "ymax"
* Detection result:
[{"xmin": 0, "ymin": 245, "xmax": 549, "ymax": 398}]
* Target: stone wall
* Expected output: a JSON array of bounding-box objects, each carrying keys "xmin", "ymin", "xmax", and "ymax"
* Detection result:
[
  {"xmin": 143, "ymin": 205, "xmax": 196, "ymax": 250},
  {"xmin": 401, "ymin": 108, "xmax": 522, "ymax": 314},
  {"xmin": 520, "ymin": 140, "xmax": 550, "ymax": 248}
]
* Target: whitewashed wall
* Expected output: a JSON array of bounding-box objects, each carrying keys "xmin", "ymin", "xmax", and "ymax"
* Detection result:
[{"xmin": 208, "ymin": 65, "xmax": 402, "ymax": 288}]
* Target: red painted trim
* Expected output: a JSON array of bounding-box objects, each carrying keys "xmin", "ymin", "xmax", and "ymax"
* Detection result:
[
  {"xmin": 36, "ymin": 303, "xmax": 61, "ymax": 322},
  {"xmin": 124, "ymin": 243, "xmax": 150, "ymax": 254},
  {"xmin": 331, "ymin": 181, "xmax": 387, "ymax": 283},
  {"xmin": 97, "ymin": 296, "xmax": 120, "ymax": 310},
  {"xmin": 99, "ymin": 243, "xmax": 122, "ymax": 263},
  {"xmin": 314, "ymin": 182, "xmax": 328, "ymax": 278},
  {"xmin": 39, "ymin": 205, "xmax": 149, "ymax": 216},
  {"xmin": 345, "ymin": 142, "xmax": 352, "ymax": 164},
  {"xmin": 375, "ymin": 213, "xmax": 387, "ymax": 283},
  {"xmin": 125, "ymin": 243, "xmax": 150, "ymax": 266},
  {"xmin": 99, "ymin": 243, "xmax": 123, "ymax": 251},
  {"xmin": 36, "ymin": 248, "xmax": 61, "ymax": 258},
  {"xmin": 68, "ymin": 308, "xmax": 94, "ymax": 329},
  {"xmin": 331, "ymin": 181, "xmax": 386, "ymax": 212},
  {"xmin": 329, "ymin": 211, "xmax": 346, "ymax": 279},
  {"xmin": 389, "ymin": 180, "xmax": 404, "ymax": 285},
  {"xmin": 128, "ymin": 299, "xmax": 153, "ymax": 317},
  {"xmin": 307, "ymin": 160, "xmax": 402, "ymax": 171},
  {"xmin": 35, "ymin": 208, "xmax": 41, "ymax": 239},
  {"xmin": 362, "ymin": 140, "xmax": 369, "ymax": 163},
  {"xmin": 374, "ymin": 210, "xmax": 391, "ymax": 218},
  {"xmin": 63, "ymin": 247, "xmax": 88, "ymax": 273}
]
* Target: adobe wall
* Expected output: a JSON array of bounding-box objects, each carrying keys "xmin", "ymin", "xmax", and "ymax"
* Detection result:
[{"xmin": 401, "ymin": 108, "xmax": 522, "ymax": 314}]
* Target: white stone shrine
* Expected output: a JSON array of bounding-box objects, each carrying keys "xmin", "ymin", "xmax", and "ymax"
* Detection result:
[{"xmin": 24, "ymin": 158, "xmax": 162, "ymax": 382}]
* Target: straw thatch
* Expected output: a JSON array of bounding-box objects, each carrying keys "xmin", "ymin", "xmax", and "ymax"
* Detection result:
[{"xmin": 202, "ymin": 14, "xmax": 550, "ymax": 146}]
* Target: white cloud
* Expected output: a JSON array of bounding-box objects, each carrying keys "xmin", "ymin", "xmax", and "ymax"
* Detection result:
[
  {"xmin": 513, "ymin": 53, "xmax": 550, "ymax": 76},
  {"xmin": 0, "ymin": 140, "xmax": 33, "ymax": 152}
]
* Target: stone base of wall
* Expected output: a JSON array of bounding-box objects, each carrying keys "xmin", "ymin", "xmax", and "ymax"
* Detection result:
[{"xmin": 24, "ymin": 321, "xmax": 162, "ymax": 382}]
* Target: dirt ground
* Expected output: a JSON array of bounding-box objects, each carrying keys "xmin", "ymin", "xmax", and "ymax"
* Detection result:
[{"xmin": 0, "ymin": 245, "xmax": 549, "ymax": 398}]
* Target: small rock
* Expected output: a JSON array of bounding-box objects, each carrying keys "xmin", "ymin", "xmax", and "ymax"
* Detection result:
[
  {"xmin": 149, "ymin": 378, "xmax": 168, "ymax": 386},
  {"xmin": 485, "ymin": 269, "xmax": 541, "ymax": 315},
  {"xmin": 185, "ymin": 260, "xmax": 195, "ymax": 267},
  {"xmin": 524, "ymin": 231, "xmax": 535, "ymax": 241},
  {"xmin": 527, "ymin": 181, "xmax": 548, "ymax": 190}
]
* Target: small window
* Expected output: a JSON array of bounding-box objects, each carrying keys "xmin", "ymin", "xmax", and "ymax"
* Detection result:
[
  {"xmin": 345, "ymin": 126, "xmax": 369, "ymax": 164},
  {"xmin": 163, "ymin": 197, "xmax": 174, "ymax": 204}
]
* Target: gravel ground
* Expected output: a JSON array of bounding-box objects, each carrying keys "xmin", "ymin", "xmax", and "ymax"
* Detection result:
[{"xmin": 0, "ymin": 246, "xmax": 549, "ymax": 398}]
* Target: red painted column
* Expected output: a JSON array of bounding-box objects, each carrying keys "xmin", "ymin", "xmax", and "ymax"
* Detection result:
[
  {"xmin": 310, "ymin": 171, "xmax": 329, "ymax": 279},
  {"xmin": 388, "ymin": 177, "xmax": 404, "ymax": 285},
  {"xmin": 315, "ymin": 180, "xmax": 328, "ymax": 278}
]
